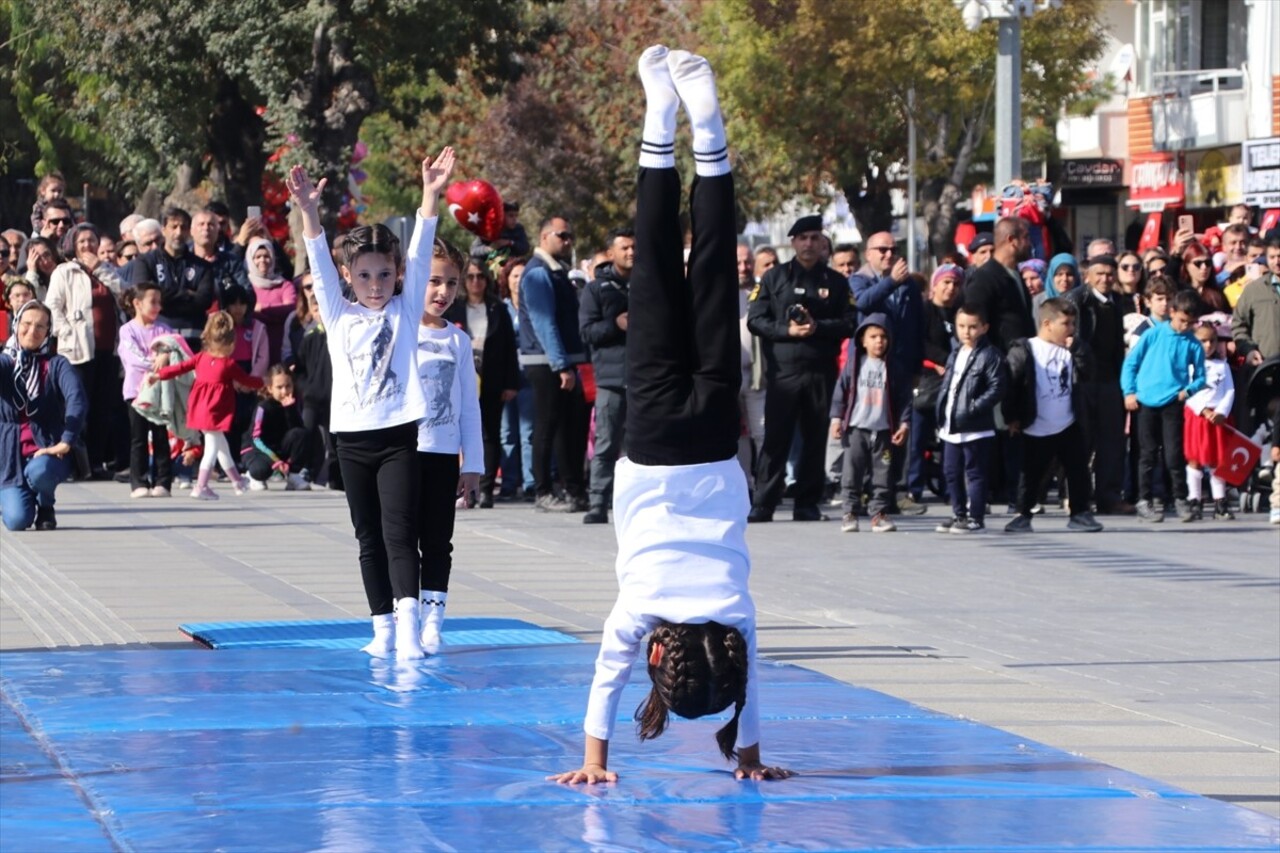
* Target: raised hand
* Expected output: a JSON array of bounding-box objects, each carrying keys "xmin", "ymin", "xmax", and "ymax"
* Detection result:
[
  {"xmin": 420, "ymin": 146, "xmax": 456, "ymax": 220},
  {"xmin": 422, "ymin": 147, "xmax": 457, "ymax": 195},
  {"xmin": 285, "ymin": 165, "xmax": 328, "ymax": 212}
]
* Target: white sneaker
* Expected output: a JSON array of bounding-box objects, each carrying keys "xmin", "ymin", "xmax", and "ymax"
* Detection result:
[
  {"xmin": 177, "ymin": 478, "xmax": 192, "ymax": 490},
  {"xmin": 285, "ymin": 473, "xmax": 311, "ymax": 491},
  {"xmin": 130, "ymin": 487, "xmax": 151, "ymax": 499},
  {"xmin": 1271, "ymin": 507, "xmax": 1280, "ymax": 525},
  {"xmin": 249, "ymin": 478, "xmax": 268, "ymax": 492},
  {"xmin": 191, "ymin": 486, "xmax": 219, "ymax": 501},
  {"xmin": 149, "ymin": 485, "xmax": 170, "ymax": 498}
]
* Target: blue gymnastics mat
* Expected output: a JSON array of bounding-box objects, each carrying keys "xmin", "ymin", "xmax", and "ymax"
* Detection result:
[
  {"xmin": 2, "ymin": 643, "xmax": 1276, "ymax": 852},
  {"xmin": 179, "ymin": 616, "xmax": 581, "ymax": 649}
]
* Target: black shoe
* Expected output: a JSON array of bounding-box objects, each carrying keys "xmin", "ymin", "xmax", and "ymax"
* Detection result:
[
  {"xmin": 582, "ymin": 508, "xmax": 609, "ymax": 524},
  {"xmin": 568, "ymin": 495, "xmax": 590, "ymax": 513},
  {"xmin": 1066, "ymin": 512, "xmax": 1103, "ymax": 532},
  {"xmin": 113, "ymin": 470, "xmax": 132, "ymax": 483},
  {"xmin": 478, "ymin": 493, "xmax": 494, "ymax": 509},
  {"xmin": 35, "ymin": 506, "xmax": 56, "ymax": 531},
  {"xmin": 1213, "ymin": 499, "xmax": 1236, "ymax": 521},
  {"xmin": 792, "ymin": 505, "xmax": 826, "ymax": 522},
  {"xmin": 1004, "ymin": 514, "xmax": 1033, "ymax": 533},
  {"xmin": 747, "ymin": 506, "xmax": 774, "ymax": 523},
  {"xmin": 1187, "ymin": 499, "xmax": 1203, "ymax": 522}
]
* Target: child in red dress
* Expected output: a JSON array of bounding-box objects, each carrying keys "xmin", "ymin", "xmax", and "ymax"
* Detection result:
[
  {"xmin": 149, "ymin": 311, "xmax": 263, "ymax": 500},
  {"xmin": 1183, "ymin": 320, "xmax": 1236, "ymax": 521}
]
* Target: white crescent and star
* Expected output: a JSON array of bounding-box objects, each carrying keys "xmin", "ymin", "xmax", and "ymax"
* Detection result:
[{"xmin": 1229, "ymin": 446, "xmax": 1250, "ymax": 470}]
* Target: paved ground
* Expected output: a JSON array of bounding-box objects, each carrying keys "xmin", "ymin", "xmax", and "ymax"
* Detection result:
[{"xmin": 2, "ymin": 480, "xmax": 1277, "ymax": 818}]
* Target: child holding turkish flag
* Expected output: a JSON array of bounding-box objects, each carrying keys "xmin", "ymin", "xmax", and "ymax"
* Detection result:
[{"xmin": 1182, "ymin": 321, "xmax": 1237, "ymax": 521}]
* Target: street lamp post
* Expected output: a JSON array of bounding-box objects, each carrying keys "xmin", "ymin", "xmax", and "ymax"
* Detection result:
[{"xmin": 955, "ymin": 0, "xmax": 1061, "ymax": 189}]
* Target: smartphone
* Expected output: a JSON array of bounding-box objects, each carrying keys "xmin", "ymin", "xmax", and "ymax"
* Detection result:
[
  {"xmin": 1178, "ymin": 214, "xmax": 1193, "ymax": 233},
  {"xmin": 247, "ymin": 205, "xmax": 262, "ymax": 220}
]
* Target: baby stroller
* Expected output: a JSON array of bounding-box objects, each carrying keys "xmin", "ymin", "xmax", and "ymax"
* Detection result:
[{"xmin": 1240, "ymin": 355, "xmax": 1280, "ymax": 514}]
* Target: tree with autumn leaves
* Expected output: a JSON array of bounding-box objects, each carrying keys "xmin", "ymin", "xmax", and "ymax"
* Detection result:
[{"xmin": 4, "ymin": 0, "xmax": 1108, "ymax": 255}]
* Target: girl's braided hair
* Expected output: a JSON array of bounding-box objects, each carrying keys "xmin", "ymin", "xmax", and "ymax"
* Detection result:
[
  {"xmin": 635, "ymin": 620, "xmax": 749, "ymax": 762},
  {"xmin": 432, "ymin": 236, "xmax": 465, "ymax": 270},
  {"xmin": 337, "ymin": 224, "xmax": 403, "ymax": 272}
]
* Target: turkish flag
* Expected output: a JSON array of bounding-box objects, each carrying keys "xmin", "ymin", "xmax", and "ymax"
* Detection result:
[
  {"xmin": 1217, "ymin": 423, "xmax": 1262, "ymax": 488},
  {"xmin": 1137, "ymin": 212, "xmax": 1163, "ymax": 254}
]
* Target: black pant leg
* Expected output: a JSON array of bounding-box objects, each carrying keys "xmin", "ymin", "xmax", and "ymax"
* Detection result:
[
  {"xmin": 244, "ymin": 451, "xmax": 275, "ymax": 482},
  {"xmin": 1057, "ymin": 422, "xmax": 1092, "ymax": 513},
  {"xmin": 418, "ymin": 451, "xmax": 460, "ymax": 592},
  {"xmin": 1018, "ymin": 433, "xmax": 1053, "ymax": 515},
  {"xmin": 281, "ymin": 427, "xmax": 312, "ymax": 469},
  {"xmin": 374, "ymin": 427, "xmax": 421, "ymax": 603},
  {"xmin": 526, "ymin": 364, "xmax": 561, "ymax": 496},
  {"xmin": 478, "ymin": 391, "xmax": 505, "ymax": 495},
  {"xmin": 554, "ymin": 382, "xmax": 588, "ymax": 496},
  {"xmin": 795, "ymin": 370, "xmax": 833, "ymax": 507},
  {"xmin": 127, "ymin": 404, "xmax": 151, "ymax": 489},
  {"xmin": 336, "ymin": 432, "xmax": 394, "ymax": 615},
  {"xmin": 1136, "ymin": 404, "xmax": 1161, "ymax": 502},
  {"xmin": 753, "ymin": 375, "xmax": 803, "ymax": 510},
  {"xmin": 1160, "ymin": 402, "xmax": 1188, "ymax": 501}
]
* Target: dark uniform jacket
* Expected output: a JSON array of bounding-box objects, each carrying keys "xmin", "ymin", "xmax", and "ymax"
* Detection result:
[
  {"xmin": 577, "ymin": 262, "xmax": 629, "ymax": 390},
  {"xmin": 746, "ymin": 259, "xmax": 857, "ymax": 376},
  {"xmin": 125, "ymin": 248, "xmax": 216, "ymax": 339},
  {"xmin": 964, "ymin": 258, "xmax": 1035, "ymax": 353}
]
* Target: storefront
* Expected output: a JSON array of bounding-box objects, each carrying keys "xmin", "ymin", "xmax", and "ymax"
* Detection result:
[{"xmin": 1058, "ymin": 158, "xmax": 1126, "ymax": 252}]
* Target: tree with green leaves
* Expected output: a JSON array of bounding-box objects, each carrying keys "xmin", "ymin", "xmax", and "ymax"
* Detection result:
[
  {"xmin": 5, "ymin": 0, "xmax": 533, "ymax": 233},
  {"xmin": 700, "ymin": 0, "xmax": 1109, "ymax": 258}
]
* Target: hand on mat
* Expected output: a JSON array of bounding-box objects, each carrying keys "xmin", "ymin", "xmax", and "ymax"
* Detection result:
[
  {"xmin": 734, "ymin": 761, "xmax": 794, "ymax": 782},
  {"xmin": 547, "ymin": 764, "xmax": 617, "ymax": 785}
]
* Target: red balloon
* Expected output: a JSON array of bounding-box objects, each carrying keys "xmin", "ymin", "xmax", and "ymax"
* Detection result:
[{"xmin": 445, "ymin": 180, "xmax": 504, "ymax": 243}]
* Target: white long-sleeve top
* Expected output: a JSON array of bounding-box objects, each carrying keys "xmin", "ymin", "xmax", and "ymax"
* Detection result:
[
  {"xmin": 303, "ymin": 214, "xmax": 436, "ymax": 433},
  {"xmin": 416, "ymin": 322, "xmax": 483, "ymax": 473},
  {"xmin": 583, "ymin": 456, "xmax": 760, "ymax": 751},
  {"xmin": 1186, "ymin": 358, "xmax": 1234, "ymax": 416}
]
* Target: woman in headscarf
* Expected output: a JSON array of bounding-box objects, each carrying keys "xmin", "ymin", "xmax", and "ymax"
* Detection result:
[
  {"xmin": 0, "ymin": 301, "xmax": 87, "ymax": 530},
  {"xmin": 245, "ymin": 237, "xmax": 297, "ymax": 365},
  {"xmin": 1018, "ymin": 258, "xmax": 1048, "ymax": 316},
  {"xmin": 1044, "ymin": 253, "xmax": 1079, "ymax": 300}
]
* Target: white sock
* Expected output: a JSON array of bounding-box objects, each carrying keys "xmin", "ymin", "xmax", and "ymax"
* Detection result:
[
  {"xmin": 419, "ymin": 589, "xmax": 447, "ymax": 655},
  {"xmin": 667, "ymin": 50, "xmax": 729, "ymax": 176},
  {"xmin": 637, "ymin": 45, "xmax": 677, "ymax": 169},
  {"xmin": 1209, "ymin": 473, "xmax": 1227, "ymax": 500},
  {"xmin": 394, "ymin": 597, "xmax": 425, "ymax": 661},
  {"xmin": 1185, "ymin": 465, "xmax": 1203, "ymax": 501},
  {"xmin": 361, "ymin": 613, "xmax": 395, "ymax": 659}
]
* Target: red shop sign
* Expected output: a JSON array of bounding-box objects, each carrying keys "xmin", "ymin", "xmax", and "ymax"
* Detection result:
[{"xmin": 1126, "ymin": 152, "xmax": 1184, "ymax": 212}]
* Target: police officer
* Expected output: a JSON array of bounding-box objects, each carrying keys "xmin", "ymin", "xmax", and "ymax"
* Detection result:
[{"xmin": 747, "ymin": 215, "xmax": 857, "ymax": 522}]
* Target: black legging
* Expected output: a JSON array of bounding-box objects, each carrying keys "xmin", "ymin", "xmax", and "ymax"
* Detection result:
[
  {"xmin": 418, "ymin": 451, "xmax": 460, "ymax": 592},
  {"xmin": 478, "ymin": 390, "xmax": 505, "ymax": 497},
  {"xmin": 243, "ymin": 427, "xmax": 312, "ymax": 482},
  {"xmin": 335, "ymin": 422, "xmax": 420, "ymax": 616},
  {"xmin": 626, "ymin": 168, "xmax": 740, "ymax": 466}
]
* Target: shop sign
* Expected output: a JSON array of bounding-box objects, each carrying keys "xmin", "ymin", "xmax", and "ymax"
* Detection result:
[
  {"xmin": 1242, "ymin": 137, "xmax": 1280, "ymax": 208},
  {"xmin": 1060, "ymin": 159, "xmax": 1124, "ymax": 188},
  {"xmin": 1126, "ymin": 152, "xmax": 1183, "ymax": 212},
  {"xmin": 1184, "ymin": 147, "xmax": 1241, "ymax": 208}
]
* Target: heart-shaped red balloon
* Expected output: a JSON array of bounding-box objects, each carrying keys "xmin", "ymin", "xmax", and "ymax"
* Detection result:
[{"xmin": 445, "ymin": 180, "xmax": 505, "ymax": 243}]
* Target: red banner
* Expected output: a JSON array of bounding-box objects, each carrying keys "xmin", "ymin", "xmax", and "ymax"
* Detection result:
[{"xmin": 1127, "ymin": 152, "xmax": 1184, "ymax": 211}]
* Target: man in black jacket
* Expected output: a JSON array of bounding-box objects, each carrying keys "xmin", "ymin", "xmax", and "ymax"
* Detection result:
[
  {"xmin": 963, "ymin": 216, "xmax": 1035, "ymax": 354},
  {"xmin": 1066, "ymin": 254, "xmax": 1133, "ymax": 515},
  {"xmin": 747, "ymin": 214, "xmax": 857, "ymax": 522},
  {"xmin": 578, "ymin": 227, "xmax": 634, "ymax": 524},
  {"xmin": 125, "ymin": 207, "xmax": 215, "ymax": 352}
]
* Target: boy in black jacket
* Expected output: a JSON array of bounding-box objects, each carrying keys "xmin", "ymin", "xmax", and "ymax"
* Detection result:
[
  {"xmin": 934, "ymin": 304, "xmax": 1008, "ymax": 533},
  {"xmin": 1002, "ymin": 297, "xmax": 1103, "ymax": 533},
  {"xmin": 830, "ymin": 314, "xmax": 911, "ymax": 533}
]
